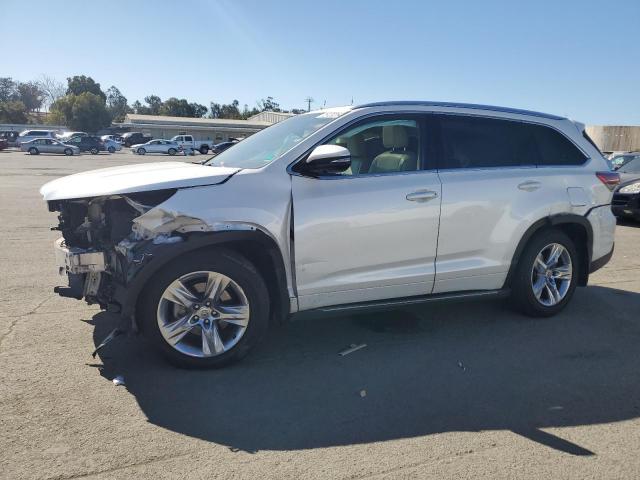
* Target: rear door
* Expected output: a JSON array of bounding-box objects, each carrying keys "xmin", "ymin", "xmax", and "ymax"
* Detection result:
[
  {"xmin": 433, "ymin": 114, "xmax": 552, "ymax": 293},
  {"xmin": 292, "ymin": 114, "xmax": 442, "ymax": 310}
]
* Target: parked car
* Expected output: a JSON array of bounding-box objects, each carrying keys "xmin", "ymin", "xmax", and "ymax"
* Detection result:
[
  {"xmin": 16, "ymin": 129, "xmax": 57, "ymax": 146},
  {"xmin": 131, "ymin": 139, "xmax": 181, "ymax": 155},
  {"xmin": 0, "ymin": 130, "xmax": 20, "ymax": 146},
  {"xmin": 40, "ymin": 101, "xmax": 617, "ymax": 368},
  {"xmin": 170, "ymin": 135, "xmax": 213, "ymax": 154},
  {"xmin": 101, "ymin": 134, "xmax": 123, "ymax": 143},
  {"xmin": 103, "ymin": 138, "xmax": 122, "ymax": 153},
  {"xmin": 211, "ymin": 140, "xmax": 239, "ymax": 155},
  {"xmin": 121, "ymin": 132, "xmax": 152, "ymax": 147},
  {"xmin": 64, "ymin": 135, "xmax": 104, "ymax": 154},
  {"xmin": 21, "ymin": 138, "xmax": 79, "ymax": 155},
  {"xmin": 57, "ymin": 131, "xmax": 87, "ymax": 141},
  {"xmin": 609, "ymin": 152, "xmax": 640, "ymax": 170},
  {"xmin": 611, "ymin": 157, "xmax": 640, "ymax": 221}
]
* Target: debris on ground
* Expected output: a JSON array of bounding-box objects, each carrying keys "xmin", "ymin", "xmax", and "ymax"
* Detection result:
[
  {"xmin": 549, "ymin": 406, "xmax": 564, "ymax": 411},
  {"xmin": 339, "ymin": 343, "xmax": 367, "ymax": 356},
  {"xmin": 91, "ymin": 328, "xmax": 124, "ymax": 358},
  {"xmin": 359, "ymin": 390, "xmax": 367, "ymax": 398},
  {"xmin": 457, "ymin": 360, "xmax": 466, "ymax": 372},
  {"xmin": 112, "ymin": 375, "xmax": 125, "ymax": 387}
]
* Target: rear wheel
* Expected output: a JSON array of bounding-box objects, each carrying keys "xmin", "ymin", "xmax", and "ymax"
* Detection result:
[
  {"xmin": 137, "ymin": 148, "xmax": 146, "ymax": 155},
  {"xmin": 168, "ymin": 148, "xmax": 177, "ymax": 155},
  {"xmin": 28, "ymin": 147, "xmax": 39, "ymax": 155},
  {"xmin": 199, "ymin": 146, "xmax": 209, "ymax": 154},
  {"xmin": 108, "ymin": 146, "xmax": 116, "ymax": 153},
  {"xmin": 64, "ymin": 148, "xmax": 73, "ymax": 156},
  {"xmin": 510, "ymin": 229, "xmax": 578, "ymax": 317},
  {"xmin": 139, "ymin": 250, "xmax": 269, "ymax": 368},
  {"xmin": 90, "ymin": 147, "xmax": 99, "ymax": 155}
]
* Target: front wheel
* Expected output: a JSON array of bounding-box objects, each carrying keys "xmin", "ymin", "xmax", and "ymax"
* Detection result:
[
  {"xmin": 28, "ymin": 147, "xmax": 39, "ymax": 155},
  {"xmin": 509, "ymin": 229, "xmax": 578, "ymax": 317},
  {"xmin": 108, "ymin": 146, "xmax": 115, "ymax": 153},
  {"xmin": 139, "ymin": 250, "xmax": 269, "ymax": 368},
  {"xmin": 137, "ymin": 148, "xmax": 146, "ymax": 155},
  {"xmin": 90, "ymin": 147, "xmax": 99, "ymax": 155},
  {"xmin": 168, "ymin": 148, "xmax": 177, "ymax": 155},
  {"xmin": 199, "ymin": 146, "xmax": 209, "ymax": 154}
]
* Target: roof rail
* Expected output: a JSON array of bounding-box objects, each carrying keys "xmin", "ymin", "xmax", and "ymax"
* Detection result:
[{"xmin": 354, "ymin": 101, "xmax": 565, "ymax": 121}]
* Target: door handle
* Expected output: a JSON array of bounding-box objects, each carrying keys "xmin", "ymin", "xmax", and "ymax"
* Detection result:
[
  {"xmin": 517, "ymin": 180, "xmax": 542, "ymax": 192},
  {"xmin": 406, "ymin": 190, "xmax": 439, "ymax": 202}
]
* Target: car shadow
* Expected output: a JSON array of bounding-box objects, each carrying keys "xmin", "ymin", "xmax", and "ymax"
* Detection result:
[{"xmin": 92, "ymin": 285, "xmax": 640, "ymax": 455}]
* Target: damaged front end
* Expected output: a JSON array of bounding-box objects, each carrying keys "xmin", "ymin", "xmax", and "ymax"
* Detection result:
[{"xmin": 48, "ymin": 189, "xmax": 180, "ymax": 313}]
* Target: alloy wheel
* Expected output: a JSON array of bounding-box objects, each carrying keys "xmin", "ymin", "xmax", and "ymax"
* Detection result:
[
  {"xmin": 531, "ymin": 243, "xmax": 573, "ymax": 307},
  {"xmin": 157, "ymin": 271, "xmax": 250, "ymax": 358}
]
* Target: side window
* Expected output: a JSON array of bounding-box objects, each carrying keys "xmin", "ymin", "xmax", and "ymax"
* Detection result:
[
  {"xmin": 185, "ymin": 136, "xmax": 192, "ymax": 141},
  {"xmin": 437, "ymin": 115, "xmax": 539, "ymax": 169},
  {"xmin": 324, "ymin": 118, "xmax": 421, "ymax": 176},
  {"xmin": 534, "ymin": 126, "xmax": 587, "ymax": 166}
]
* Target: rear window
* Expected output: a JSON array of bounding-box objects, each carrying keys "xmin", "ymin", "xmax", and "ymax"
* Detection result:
[{"xmin": 436, "ymin": 115, "xmax": 586, "ymax": 169}]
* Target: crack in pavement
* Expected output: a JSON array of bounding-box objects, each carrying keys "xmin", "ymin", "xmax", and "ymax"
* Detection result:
[
  {"xmin": 46, "ymin": 451, "xmax": 195, "ymax": 480},
  {"xmin": 0, "ymin": 295, "xmax": 54, "ymax": 352}
]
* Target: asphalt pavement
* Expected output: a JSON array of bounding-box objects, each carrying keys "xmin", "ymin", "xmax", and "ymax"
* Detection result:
[{"xmin": 1, "ymin": 148, "xmax": 639, "ymax": 479}]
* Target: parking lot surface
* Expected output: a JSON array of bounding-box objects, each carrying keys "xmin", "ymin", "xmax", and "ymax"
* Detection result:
[{"xmin": 1, "ymin": 148, "xmax": 640, "ymax": 479}]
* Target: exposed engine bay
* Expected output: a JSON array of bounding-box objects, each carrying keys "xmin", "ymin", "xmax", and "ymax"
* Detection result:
[{"xmin": 48, "ymin": 189, "xmax": 179, "ymax": 310}]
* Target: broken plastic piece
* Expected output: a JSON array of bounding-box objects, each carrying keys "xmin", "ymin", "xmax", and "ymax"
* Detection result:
[
  {"xmin": 359, "ymin": 389, "xmax": 367, "ymax": 398},
  {"xmin": 112, "ymin": 375, "xmax": 125, "ymax": 386},
  {"xmin": 91, "ymin": 328, "xmax": 123, "ymax": 358},
  {"xmin": 339, "ymin": 343, "xmax": 367, "ymax": 356},
  {"xmin": 457, "ymin": 360, "xmax": 466, "ymax": 372}
]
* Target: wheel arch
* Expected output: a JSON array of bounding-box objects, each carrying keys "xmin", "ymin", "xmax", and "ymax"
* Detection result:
[
  {"xmin": 120, "ymin": 230, "xmax": 290, "ymax": 327},
  {"xmin": 504, "ymin": 214, "xmax": 593, "ymax": 288}
]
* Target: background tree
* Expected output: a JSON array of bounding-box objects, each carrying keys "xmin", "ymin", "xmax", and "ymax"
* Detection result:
[
  {"xmin": 66, "ymin": 75, "xmax": 106, "ymax": 101},
  {"xmin": 0, "ymin": 77, "xmax": 17, "ymax": 102},
  {"xmin": 49, "ymin": 92, "xmax": 111, "ymax": 132},
  {"xmin": 106, "ymin": 86, "xmax": 130, "ymax": 122},
  {"xmin": 209, "ymin": 100, "xmax": 242, "ymax": 119},
  {"xmin": 144, "ymin": 95, "xmax": 162, "ymax": 115},
  {"xmin": 16, "ymin": 82, "xmax": 43, "ymax": 112},
  {"xmin": 37, "ymin": 75, "xmax": 65, "ymax": 110},
  {"xmin": 0, "ymin": 100, "xmax": 28, "ymax": 123}
]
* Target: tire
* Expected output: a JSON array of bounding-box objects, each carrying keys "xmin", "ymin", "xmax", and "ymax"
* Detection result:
[
  {"xmin": 137, "ymin": 148, "xmax": 146, "ymax": 155},
  {"xmin": 509, "ymin": 229, "xmax": 578, "ymax": 317},
  {"xmin": 108, "ymin": 146, "xmax": 115, "ymax": 153},
  {"xmin": 28, "ymin": 147, "xmax": 39, "ymax": 155},
  {"xmin": 138, "ymin": 249, "xmax": 270, "ymax": 368},
  {"xmin": 168, "ymin": 148, "xmax": 177, "ymax": 155},
  {"xmin": 199, "ymin": 146, "xmax": 209, "ymax": 154},
  {"xmin": 64, "ymin": 148, "xmax": 73, "ymax": 156},
  {"xmin": 90, "ymin": 147, "xmax": 99, "ymax": 155}
]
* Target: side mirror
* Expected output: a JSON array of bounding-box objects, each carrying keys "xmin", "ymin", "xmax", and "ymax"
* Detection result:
[{"xmin": 303, "ymin": 144, "xmax": 351, "ymax": 175}]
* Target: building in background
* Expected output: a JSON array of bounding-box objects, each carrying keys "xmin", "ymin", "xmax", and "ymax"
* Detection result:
[
  {"xmin": 116, "ymin": 112, "xmax": 294, "ymax": 143},
  {"xmin": 586, "ymin": 125, "xmax": 640, "ymax": 153}
]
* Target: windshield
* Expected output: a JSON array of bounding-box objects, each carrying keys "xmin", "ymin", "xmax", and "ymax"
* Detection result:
[
  {"xmin": 619, "ymin": 157, "xmax": 640, "ymax": 174},
  {"xmin": 206, "ymin": 109, "xmax": 347, "ymax": 169}
]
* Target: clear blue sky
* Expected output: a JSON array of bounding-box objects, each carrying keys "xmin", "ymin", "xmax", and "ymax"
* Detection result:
[{"xmin": 3, "ymin": 0, "xmax": 639, "ymax": 124}]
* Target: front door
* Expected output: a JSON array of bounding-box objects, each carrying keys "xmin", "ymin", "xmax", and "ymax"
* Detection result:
[{"xmin": 291, "ymin": 115, "xmax": 442, "ymax": 310}]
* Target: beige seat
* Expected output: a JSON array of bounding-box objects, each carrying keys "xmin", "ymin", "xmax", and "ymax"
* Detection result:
[
  {"xmin": 345, "ymin": 134, "xmax": 367, "ymax": 175},
  {"xmin": 369, "ymin": 126, "xmax": 417, "ymax": 173}
]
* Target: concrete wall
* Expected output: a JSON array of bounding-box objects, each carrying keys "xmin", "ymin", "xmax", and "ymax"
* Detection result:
[{"xmin": 586, "ymin": 125, "xmax": 640, "ymax": 152}]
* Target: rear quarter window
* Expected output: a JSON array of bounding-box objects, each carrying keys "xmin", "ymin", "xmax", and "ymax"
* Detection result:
[{"xmin": 534, "ymin": 126, "xmax": 587, "ymax": 166}]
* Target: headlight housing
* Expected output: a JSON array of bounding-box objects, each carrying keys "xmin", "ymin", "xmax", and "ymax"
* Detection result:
[{"xmin": 619, "ymin": 182, "xmax": 640, "ymax": 194}]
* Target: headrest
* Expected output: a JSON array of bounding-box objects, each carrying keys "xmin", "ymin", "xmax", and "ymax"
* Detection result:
[
  {"xmin": 346, "ymin": 134, "xmax": 365, "ymax": 157},
  {"xmin": 382, "ymin": 125, "xmax": 409, "ymax": 148}
]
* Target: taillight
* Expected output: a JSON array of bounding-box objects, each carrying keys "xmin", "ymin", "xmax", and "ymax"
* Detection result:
[{"xmin": 596, "ymin": 171, "xmax": 620, "ymax": 191}]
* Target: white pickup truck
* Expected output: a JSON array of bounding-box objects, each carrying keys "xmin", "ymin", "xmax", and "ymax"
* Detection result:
[{"xmin": 170, "ymin": 135, "xmax": 213, "ymax": 154}]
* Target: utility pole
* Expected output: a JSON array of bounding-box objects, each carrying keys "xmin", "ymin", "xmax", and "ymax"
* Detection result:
[{"xmin": 304, "ymin": 96, "xmax": 314, "ymax": 112}]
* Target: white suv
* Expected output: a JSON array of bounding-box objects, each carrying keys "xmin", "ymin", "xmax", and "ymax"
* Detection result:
[
  {"xmin": 40, "ymin": 101, "xmax": 618, "ymax": 368},
  {"xmin": 17, "ymin": 129, "xmax": 57, "ymax": 146}
]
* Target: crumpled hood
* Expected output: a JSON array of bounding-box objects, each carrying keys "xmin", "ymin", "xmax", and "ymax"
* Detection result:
[{"xmin": 40, "ymin": 161, "xmax": 240, "ymax": 201}]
